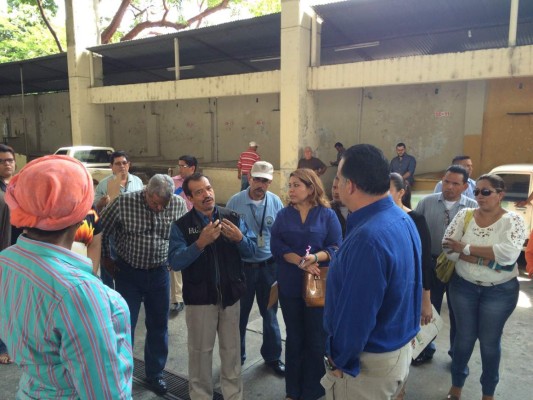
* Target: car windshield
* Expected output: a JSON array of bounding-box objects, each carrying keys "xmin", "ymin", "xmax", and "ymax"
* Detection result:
[
  {"xmin": 495, "ymin": 173, "xmax": 529, "ymax": 202},
  {"xmin": 73, "ymin": 150, "xmax": 112, "ymax": 164}
]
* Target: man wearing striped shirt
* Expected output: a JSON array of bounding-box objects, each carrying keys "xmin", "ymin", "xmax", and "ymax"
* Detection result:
[
  {"xmin": 237, "ymin": 141, "xmax": 261, "ymax": 191},
  {"xmin": 0, "ymin": 155, "xmax": 133, "ymax": 399},
  {"xmin": 100, "ymin": 174, "xmax": 187, "ymax": 395}
]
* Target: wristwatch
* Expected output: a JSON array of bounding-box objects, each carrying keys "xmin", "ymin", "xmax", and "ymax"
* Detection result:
[
  {"xmin": 323, "ymin": 355, "xmax": 337, "ymax": 371},
  {"xmin": 462, "ymin": 244, "xmax": 471, "ymax": 256}
]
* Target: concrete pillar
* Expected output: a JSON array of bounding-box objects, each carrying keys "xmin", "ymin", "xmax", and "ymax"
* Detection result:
[
  {"xmin": 463, "ymin": 81, "xmax": 487, "ymax": 178},
  {"xmin": 279, "ymin": 0, "xmax": 317, "ymax": 201},
  {"xmin": 65, "ymin": 0, "xmax": 106, "ymax": 145}
]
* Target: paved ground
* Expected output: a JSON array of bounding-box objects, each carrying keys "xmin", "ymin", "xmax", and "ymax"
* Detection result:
[{"xmin": 1, "ymin": 271, "xmax": 532, "ymax": 399}]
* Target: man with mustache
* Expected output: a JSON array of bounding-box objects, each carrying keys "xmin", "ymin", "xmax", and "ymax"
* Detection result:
[
  {"xmin": 168, "ymin": 173, "xmax": 256, "ymax": 400},
  {"xmin": 414, "ymin": 165, "xmax": 477, "ymax": 365},
  {"xmin": 226, "ymin": 161, "xmax": 285, "ymax": 375}
]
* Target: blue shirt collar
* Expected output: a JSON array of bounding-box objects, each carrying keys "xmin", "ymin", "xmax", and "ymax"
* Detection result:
[
  {"xmin": 194, "ymin": 206, "xmax": 220, "ymax": 225},
  {"xmin": 346, "ymin": 196, "xmax": 395, "ymax": 233}
]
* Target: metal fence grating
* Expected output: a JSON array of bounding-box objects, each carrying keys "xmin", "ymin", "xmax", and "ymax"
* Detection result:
[{"xmin": 133, "ymin": 357, "xmax": 224, "ymax": 400}]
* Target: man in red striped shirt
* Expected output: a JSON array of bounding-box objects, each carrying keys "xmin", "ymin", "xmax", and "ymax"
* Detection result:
[{"xmin": 237, "ymin": 141, "xmax": 261, "ymax": 190}]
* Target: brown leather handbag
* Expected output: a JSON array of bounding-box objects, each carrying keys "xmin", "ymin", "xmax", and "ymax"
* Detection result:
[{"xmin": 302, "ymin": 267, "xmax": 329, "ymax": 307}]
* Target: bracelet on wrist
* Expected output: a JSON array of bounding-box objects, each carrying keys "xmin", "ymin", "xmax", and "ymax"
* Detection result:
[
  {"xmin": 313, "ymin": 253, "xmax": 319, "ymax": 264},
  {"xmin": 477, "ymin": 257, "xmax": 484, "ymax": 266}
]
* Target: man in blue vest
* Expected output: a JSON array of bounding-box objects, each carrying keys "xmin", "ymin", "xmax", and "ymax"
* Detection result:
[{"xmin": 168, "ymin": 173, "xmax": 256, "ymax": 400}]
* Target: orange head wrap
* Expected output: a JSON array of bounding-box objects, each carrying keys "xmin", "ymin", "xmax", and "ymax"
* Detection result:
[{"xmin": 6, "ymin": 155, "xmax": 94, "ymax": 231}]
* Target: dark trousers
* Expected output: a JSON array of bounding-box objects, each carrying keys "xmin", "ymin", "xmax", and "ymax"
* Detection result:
[
  {"xmin": 420, "ymin": 257, "xmax": 456, "ymax": 358},
  {"xmin": 279, "ymin": 294, "xmax": 326, "ymax": 400},
  {"xmin": 239, "ymin": 262, "xmax": 282, "ymax": 363},
  {"xmin": 114, "ymin": 259, "xmax": 170, "ymax": 379}
]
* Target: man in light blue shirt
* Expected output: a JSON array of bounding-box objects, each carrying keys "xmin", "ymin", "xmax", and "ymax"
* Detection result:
[
  {"xmin": 226, "ymin": 161, "xmax": 286, "ymax": 376},
  {"xmin": 434, "ymin": 156, "xmax": 476, "ymax": 199},
  {"xmin": 94, "ymin": 150, "xmax": 144, "ymax": 287},
  {"xmin": 94, "ymin": 150, "xmax": 144, "ymax": 212}
]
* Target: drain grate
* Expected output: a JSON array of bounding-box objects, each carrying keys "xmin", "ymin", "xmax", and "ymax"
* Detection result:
[{"xmin": 133, "ymin": 358, "xmax": 223, "ymax": 399}]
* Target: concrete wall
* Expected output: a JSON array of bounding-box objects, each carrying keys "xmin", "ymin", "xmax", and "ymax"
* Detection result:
[
  {"xmin": 2, "ymin": 77, "xmax": 531, "ymax": 192},
  {"xmin": 481, "ymin": 77, "xmax": 533, "ymax": 174},
  {"xmin": 0, "ymin": 92, "xmax": 71, "ymax": 156},
  {"xmin": 315, "ymin": 82, "xmax": 468, "ymax": 174}
]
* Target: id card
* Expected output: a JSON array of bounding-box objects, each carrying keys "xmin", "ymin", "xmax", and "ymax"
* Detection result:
[{"xmin": 257, "ymin": 235, "xmax": 266, "ymax": 248}]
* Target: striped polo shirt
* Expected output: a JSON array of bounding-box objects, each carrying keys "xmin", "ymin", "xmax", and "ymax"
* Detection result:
[
  {"xmin": 0, "ymin": 235, "xmax": 133, "ymax": 399},
  {"xmin": 237, "ymin": 150, "xmax": 261, "ymax": 175}
]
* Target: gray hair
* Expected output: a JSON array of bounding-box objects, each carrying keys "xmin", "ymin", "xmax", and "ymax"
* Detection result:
[{"xmin": 146, "ymin": 174, "xmax": 175, "ymax": 200}]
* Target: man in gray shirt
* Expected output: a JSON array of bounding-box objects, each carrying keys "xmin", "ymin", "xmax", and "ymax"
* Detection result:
[{"xmin": 414, "ymin": 165, "xmax": 477, "ymax": 365}]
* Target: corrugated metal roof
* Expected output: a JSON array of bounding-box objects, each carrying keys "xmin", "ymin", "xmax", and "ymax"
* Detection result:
[{"xmin": 1, "ymin": 0, "xmax": 532, "ymax": 96}]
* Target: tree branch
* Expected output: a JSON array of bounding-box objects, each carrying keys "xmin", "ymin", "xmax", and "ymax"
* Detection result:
[
  {"xmin": 101, "ymin": 0, "xmax": 132, "ymax": 44},
  {"xmin": 120, "ymin": 0, "xmax": 231, "ymax": 42},
  {"xmin": 36, "ymin": 0, "xmax": 63, "ymax": 52}
]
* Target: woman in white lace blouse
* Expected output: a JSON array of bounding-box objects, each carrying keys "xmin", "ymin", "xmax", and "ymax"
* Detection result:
[{"xmin": 441, "ymin": 174, "xmax": 526, "ymax": 400}]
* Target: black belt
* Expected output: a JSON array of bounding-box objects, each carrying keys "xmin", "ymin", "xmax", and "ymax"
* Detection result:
[{"xmin": 243, "ymin": 258, "xmax": 274, "ymax": 268}]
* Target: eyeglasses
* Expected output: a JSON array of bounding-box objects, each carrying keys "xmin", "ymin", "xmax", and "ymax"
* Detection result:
[
  {"xmin": 113, "ymin": 161, "xmax": 129, "ymax": 166},
  {"xmin": 474, "ymin": 188, "xmax": 500, "ymax": 197},
  {"xmin": 0, "ymin": 158, "xmax": 15, "ymax": 164},
  {"xmin": 178, "ymin": 164, "xmax": 190, "ymax": 168},
  {"xmin": 252, "ymin": 177, "xmax": 270, "ymax": 184}
]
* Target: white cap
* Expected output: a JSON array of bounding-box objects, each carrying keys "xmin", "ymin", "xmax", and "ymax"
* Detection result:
[
  {"xmin": 250, "ymin": 161, "xmax": 273, "ymax": 181},
  {"xmin": 249, "ymin": 141, "xmax": 258, "ymax": 147}
]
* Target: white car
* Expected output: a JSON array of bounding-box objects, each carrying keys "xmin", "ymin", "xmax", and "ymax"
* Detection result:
[
  {"xmin": 54, "ymin": 146, "xmax": 114, "ymax": 185},
  {"xmin": 490, "ymin": 164, "xmax": 533, "ymax": 246}
]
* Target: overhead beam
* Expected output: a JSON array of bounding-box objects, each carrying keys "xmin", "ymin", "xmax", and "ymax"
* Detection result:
[
  {"xmin": 309, "ymin": 45, "xmax": 533, "ymax": 90},
  {"xmin": 89, "ymin": 70, "xmax": 280, "ymax": 104},
  {"xmin": 89, "ymin": 45, "xmax": 533, "ymax": 104}
]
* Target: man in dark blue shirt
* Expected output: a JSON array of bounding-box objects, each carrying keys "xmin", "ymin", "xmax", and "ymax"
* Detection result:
[
  {"xmin": 322, "ymin": 144, "xmax": 422, "ymax": 399},
  {"xmin": 390, "ymin": 142, "xmax": 416, "ymax": 185}
]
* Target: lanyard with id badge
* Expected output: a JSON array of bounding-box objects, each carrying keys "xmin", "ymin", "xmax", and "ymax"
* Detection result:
[{"xmin": 250, "ymin": 195, "xmax": 268, "ymax": 248}]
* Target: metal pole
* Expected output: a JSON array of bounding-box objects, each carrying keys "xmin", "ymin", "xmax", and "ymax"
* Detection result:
[
  {"xmin": 508, "ymin": 0, "xmax": 519, "ymax": 47},
  {"xmin": 174, "ymin": 38, "xmax": 180, "ymax": 80},
  {"xmin": 19, "ymin": 64, "xmax": 29, "ymax": 157}
]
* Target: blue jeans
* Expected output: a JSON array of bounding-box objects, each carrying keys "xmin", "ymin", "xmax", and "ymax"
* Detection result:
[
  {"xmin": 114, "ymin": 259, "xmax": 170, "ymax": 379},
  {"xmin": 279, "ymin": 294, "xmax": 326, "ymax": 400},
  {"xmin": 240, "ymin": 262, "xmax": 282, "ymax": 363},
  {"xmin": 240, "ymin": 174, "xmax": 249, "ymax": 191},
  {"xmin": 449, "ymin": 274, "xmax": 518, "ymax": 396},
  {"xmin": 101, "ymin": 235, "xmax": 118, "ymax": 289}
]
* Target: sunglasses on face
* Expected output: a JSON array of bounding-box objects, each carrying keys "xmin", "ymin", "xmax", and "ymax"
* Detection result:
[
  {"xmin": 474, "ymin": 188, "xmax": 500, "ymax": 197},
  {"xmin": 113, "ymin": 161, "xmax": 129, "ymax": 166}
]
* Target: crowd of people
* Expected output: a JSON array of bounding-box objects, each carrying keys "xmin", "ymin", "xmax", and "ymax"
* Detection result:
[{"xmin": 0, "ymin": 141, "xmax": 528, "ymax": 400}]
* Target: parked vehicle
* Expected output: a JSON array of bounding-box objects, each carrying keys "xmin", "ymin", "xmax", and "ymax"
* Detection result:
[
  {"xmin": 54, "ymin": 146, "xmax": 114, "ymax": 185},
  {"xmin": 490, "ymin": 164, "xmax": 533, "ymax": 248}
]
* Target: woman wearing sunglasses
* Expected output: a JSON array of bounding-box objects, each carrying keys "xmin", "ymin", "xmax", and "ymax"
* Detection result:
[{"xmin": 441, "ymin": 174, "xmax": 526, "ymax": 400}]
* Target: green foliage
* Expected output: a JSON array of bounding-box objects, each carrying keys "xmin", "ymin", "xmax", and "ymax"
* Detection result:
[
  {"xmin": 243, "ymin": 0, "xmax": 280, "ymax": 16},
  {"xmin": 0, "ymin": 0, "xmax": 280, "ymax": 62},
  {"xmin": 8, "ymin": 0, "xmax": 58, "ymax": 15},
  {"xmin": 0, "ymin": 4, "xmax": 65, "ymax": 63}
]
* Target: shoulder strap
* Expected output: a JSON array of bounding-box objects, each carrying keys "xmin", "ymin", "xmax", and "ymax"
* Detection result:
[{"xmin": 462, "ymin": 209, "xmax": 474, "ymax": 234}]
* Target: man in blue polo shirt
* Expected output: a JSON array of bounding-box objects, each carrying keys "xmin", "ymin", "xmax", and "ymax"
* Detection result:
[
  {"xmin": 226, "ymin": 161, "xmax": 285, "ymax": 376},
  {"xmin": 322, "ymin": 144, "xmax": 422, "ymax": 399}
]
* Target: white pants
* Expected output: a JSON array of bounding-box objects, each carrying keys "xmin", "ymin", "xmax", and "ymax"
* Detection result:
[
  {"xmin": 169, "ymin": 270, "xmax": 183, "ymax": 303},
  {"xmin": 186, "ymin": 302, "xmax": 242, "ymax": 400},
  {"xmin": 321, "ymin": 341, "xmax": 412, "ymax": 400}
]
